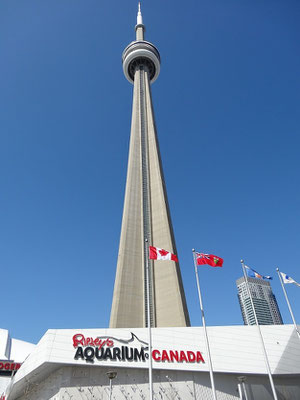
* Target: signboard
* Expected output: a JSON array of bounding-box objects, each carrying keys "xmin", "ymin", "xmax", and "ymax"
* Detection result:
[
  {"xmin": 0, "ymin": 361, "xmax": 21, "ymax": 373},
  {"xmin": 73, "ymin": 332, "xmax": 205, "ymax": 365}
]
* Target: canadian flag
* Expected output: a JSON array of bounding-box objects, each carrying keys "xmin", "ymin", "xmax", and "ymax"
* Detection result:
[{"xmin": 149, "ymin": 246, "xmax": 178, "ymax": 262}]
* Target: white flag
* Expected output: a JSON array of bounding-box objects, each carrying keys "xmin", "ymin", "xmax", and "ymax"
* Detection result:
[{"xmin": 280, "ymin": 272, "xmax": 300, "ymax": 287}]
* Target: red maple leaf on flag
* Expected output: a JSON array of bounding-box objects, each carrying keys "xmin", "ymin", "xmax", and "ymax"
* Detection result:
[{"xmin": 158, "ymin": 249, "xmax": 169, "ymax": 257}]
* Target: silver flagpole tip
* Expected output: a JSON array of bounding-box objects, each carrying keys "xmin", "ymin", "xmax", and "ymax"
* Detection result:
[
  {"xmin": 240, "ymin": 259, "xmax": 244, "ymax": 263},
  {"xmin": 145, "ymin": 238, "xmax": 148, "ymax": 242},
  {"xmin": 192, "ymin": 248, "xmax": 195, "ymax": 252},
  {"xmin": 276, "ymin": 267, "xmax": 279, "ymax": 271}
]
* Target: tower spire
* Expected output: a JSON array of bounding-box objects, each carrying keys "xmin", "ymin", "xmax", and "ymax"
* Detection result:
[
  {"xmin": 137, "ymin": 2, "xmax": 143, "ymax": 25},
  {"xmin": 135, "ymin": 2, "xmax": 145, "ymax": 41}
]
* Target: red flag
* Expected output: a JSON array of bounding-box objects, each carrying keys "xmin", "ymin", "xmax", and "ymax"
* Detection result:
[
  {"xmin": 196, "ymin": 252, "xmax": 223, "ymax": 267},
  {"xmin": 149, "ymin": 246, "xmax": 178, "ymax": 262}
]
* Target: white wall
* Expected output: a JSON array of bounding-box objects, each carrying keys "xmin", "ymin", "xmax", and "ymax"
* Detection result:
[
  {"xmin": 10, "ymin": 365, "xmax": 300, "ymax": 400},
  {"xmin": 5, "ymin": 325, "xmax": 300, "ymax": 399}
]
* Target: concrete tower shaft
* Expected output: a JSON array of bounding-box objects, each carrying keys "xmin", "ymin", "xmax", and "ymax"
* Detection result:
[{"xmin": 110, "ymin": 5, "xmax": 190, "ymax": 328}]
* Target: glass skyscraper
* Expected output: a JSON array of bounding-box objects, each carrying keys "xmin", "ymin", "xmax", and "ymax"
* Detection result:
[{"xmin": 236, "ymin": 277, "xmax": 283, "ymax": 325}]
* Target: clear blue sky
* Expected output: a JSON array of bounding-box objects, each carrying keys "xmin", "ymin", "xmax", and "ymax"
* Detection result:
[{"xmin": 1, "ymin": 0, "xmax": 300, "ymax": 344}]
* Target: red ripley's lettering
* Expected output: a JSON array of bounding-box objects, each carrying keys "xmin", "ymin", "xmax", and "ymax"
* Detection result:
[{"xmin": 73, "ymin": 334, "xmax": 114, "ymax": 350}]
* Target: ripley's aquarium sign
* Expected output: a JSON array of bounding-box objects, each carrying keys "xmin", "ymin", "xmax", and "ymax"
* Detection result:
[{"xmin": 73, "ymin": 332, "xmax": 205, "ymax": 365}]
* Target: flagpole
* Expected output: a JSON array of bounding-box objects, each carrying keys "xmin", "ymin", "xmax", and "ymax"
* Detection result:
[
  {"xmin": 237, "ymin": 376, "xmax": 249, "ymax": 400},
  {"xmin": 192, "ymin": 249, "xmax": 217, "ymax": 400},
  {"xmin": 145, "ymin": 239, "xmax": 153, "ymax": 400},
  {"xmin": 241, "ymin": 260, "xmax": 278, "ymax": 400},
  {"xmin": 276, "ymin": 268, "xmax": 300, "ymax": 341},
  {"xmin": 237, "ymin": 383, "xmax": 243, "ymax": 400}
]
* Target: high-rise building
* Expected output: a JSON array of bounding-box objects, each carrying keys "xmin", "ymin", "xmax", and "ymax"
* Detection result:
[
  {"xmin": 109, "ymin": 5, "xmax": 190, "ymax": 328},
  {"xmin": 236, "ymin": 276, "xmax": 283, "ymax": 325}
]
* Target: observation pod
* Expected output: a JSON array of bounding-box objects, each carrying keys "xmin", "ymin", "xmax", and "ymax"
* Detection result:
[
  {"xmin": 122, "ymin": 40, "xmax": 160, "ymax": 84},
  {"xmin": 122, "ymin": 3, "xmax": 160, "ymax": 84}
]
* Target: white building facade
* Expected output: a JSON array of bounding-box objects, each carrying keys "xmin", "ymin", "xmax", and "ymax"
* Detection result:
[
  {"xmin": 0, "ymin": 329, "xmax": 35, "ymax": 399},
  {"xmin": 4, "ymin": 325, "xmax": 300, "ymax": 400}
]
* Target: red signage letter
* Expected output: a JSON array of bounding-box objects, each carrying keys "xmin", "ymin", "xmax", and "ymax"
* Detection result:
[{"xmin": 152, "ymin": 350, "xmax": 161, "ymax": 361}]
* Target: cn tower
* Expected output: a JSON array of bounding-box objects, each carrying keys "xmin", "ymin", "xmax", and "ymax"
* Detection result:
[{"xmin": 110, "ymin": 4, "xmax": 190, "ymax": 328}]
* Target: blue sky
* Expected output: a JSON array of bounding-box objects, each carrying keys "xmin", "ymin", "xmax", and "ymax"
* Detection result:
[{"xmin": 1, "ymin": 0, "xmax": 300, "ymax": 344}]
